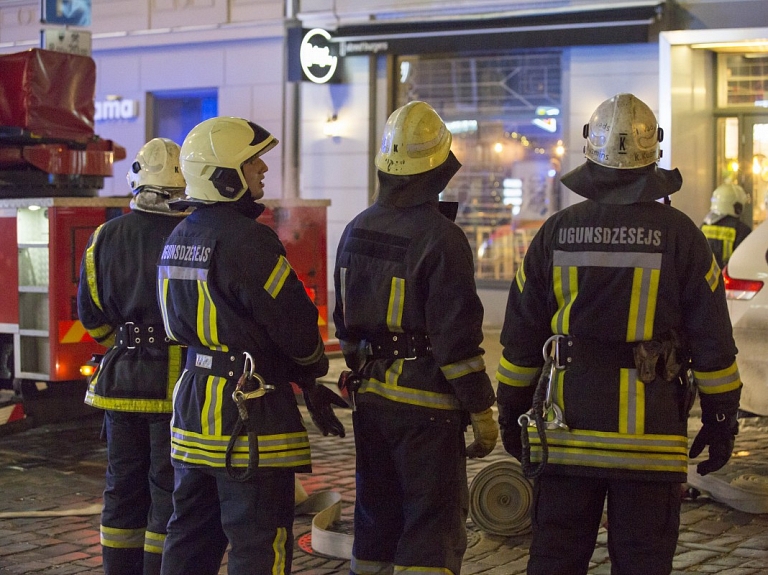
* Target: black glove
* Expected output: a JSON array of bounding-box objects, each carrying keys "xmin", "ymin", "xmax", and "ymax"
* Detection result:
[
  {"xmin": 689, "ymin": 420, "xmax": 736, "ymax": 476},
  {"xmin": 302, "ymin": 382, "xmax": 348, "ymax": 438}
]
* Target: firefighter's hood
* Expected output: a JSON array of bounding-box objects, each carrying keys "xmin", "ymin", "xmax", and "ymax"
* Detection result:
[
  {"xmin": 376, "ymin": 151, "xmax": 461, "ymax": 208},
  {"xmin": 560, "ymin": 160, "xmax": 683, "ymax": 204}
]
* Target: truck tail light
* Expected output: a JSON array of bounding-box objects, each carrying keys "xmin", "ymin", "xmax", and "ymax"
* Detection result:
[{"xmin": 723, "ymin": 266, "xmax": 764, "ymax": 300}]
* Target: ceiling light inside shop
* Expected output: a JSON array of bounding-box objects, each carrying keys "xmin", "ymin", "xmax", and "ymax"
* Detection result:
[{"xmin": 691, "ymin": 40, "xmax": 768, "ymax": 52}]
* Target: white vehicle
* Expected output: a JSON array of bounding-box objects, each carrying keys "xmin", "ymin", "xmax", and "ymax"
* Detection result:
[{"xmin": 723, "ymin": 218, "xmax": 768, "ymax": 416}]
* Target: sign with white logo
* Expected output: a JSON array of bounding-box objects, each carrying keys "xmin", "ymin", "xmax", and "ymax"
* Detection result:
[
  {"xmin": 300, "ymin": 28, "xmax": 339, "ymax": 84},
  {"xmin": 95, "ymin": 99, "xmax": 139, "ymax": 121}
]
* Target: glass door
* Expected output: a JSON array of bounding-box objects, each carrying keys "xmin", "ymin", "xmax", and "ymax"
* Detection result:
[
  {"xmin": 745, "ymin": 116, "xmax": 768, "ymax": 226},
  {"xmin": 716, "ymin": 114, "xmax": 768, "ymax": 228}
]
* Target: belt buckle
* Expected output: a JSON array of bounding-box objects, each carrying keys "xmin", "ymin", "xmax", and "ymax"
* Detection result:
[{"xmin": 124, "ymin": 321, "xmax": 136, "ymax": 349}]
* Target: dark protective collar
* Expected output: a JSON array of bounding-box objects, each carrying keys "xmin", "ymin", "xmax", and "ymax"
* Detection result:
[
  {"xmin": 376, "ymin": 151, "xmax": 462, "ymax": 208},
  {"xmin": 560, "ymin": 160, "xmax": 683, "ymax": 204},
  {"xmin": 169, "ymin": 194, "xmax": 266, "ymax": 219}
]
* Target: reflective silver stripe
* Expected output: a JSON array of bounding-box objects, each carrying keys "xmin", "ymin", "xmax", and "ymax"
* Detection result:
[
  {"xmin": 101, "ymin": 525, "xmax": 145, "ymax": 549},
  {"xmin": 553, "ymin": 250, "xmax": 662, "ymax": 269},
  {"xmin": 264, "ymin": 255, "xmax": 291, "ymax": 299},
  {"xmin": 705, "ymin": 254, "xmax": 721, "ymax": 292},
  {"xmin": 351, "ymin": 556, "xmax": 394, "ymax": 575},
  {"xmin": 694, "ymin": 362, "xmax": 741, "ymax": 394},
  {"xmin": 528, "ymin": 427, "xmax": 687, "ymax": 451},
  {"xmin": 202, "ymin": 376, "xmax": 225, "ymax": 436},
  {"xmin": 387, "ymin": 277, "xmax": 405, "ymax": 331},
  {"xmin": 144, "ymin": 531, "xmax": 165, "ymax": 555},
  {"xmin": 626, "ymin": 264, "xmax": 660, "ymax": 341},
  {"xmin": 619, "ymin": 368, "xmax": 644, "ymax": 435},
  {"xmin": 158, "ymin": 264, "xmax": 209, "ymax": 281},
  {"xmin": 496, "ymin": 356, "xmax": 539, "ymax": 387},
  {"xmin": 441, "ymin": 354, "xmax": 485, "ymax": 380},
  {"xmin": 358, "ymin": 376, "xmax": 461, "ymax": 410}
]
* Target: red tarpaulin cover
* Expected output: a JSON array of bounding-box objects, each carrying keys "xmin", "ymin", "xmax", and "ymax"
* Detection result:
[{"xmin": 0, "ymin": 48, "xmax": 95, "ymax": 141}]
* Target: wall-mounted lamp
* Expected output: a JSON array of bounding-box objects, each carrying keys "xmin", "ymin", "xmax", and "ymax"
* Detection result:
[{"xmin": 324, "ymin": 114, "xmax": 340, "ymax": 138}]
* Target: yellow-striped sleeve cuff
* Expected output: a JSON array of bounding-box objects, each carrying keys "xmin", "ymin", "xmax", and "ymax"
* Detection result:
[
  {"xmin": 440, "ymin": 354, "xmax": 486, "ymax": 380},
  {"xmin": 694, "ymin": 361, "xmax": 741, "ymax": 394},
  {"xmin": 496, "ymin": 356, "xmax": 539, "ymax": 388}
]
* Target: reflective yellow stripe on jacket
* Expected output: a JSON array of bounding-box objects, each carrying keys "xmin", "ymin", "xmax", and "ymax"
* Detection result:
[
  {"xmin": 702, "ymin": 224, "xmax": 737, "ymax": 265},
  {"xmin": 527, "ymin": 427, "xmax": 689, "ymax": 474},
  {"xmin": 170, "ymin": 427, "xmax": 311, "ymax": 468},
  {"xmin": 84, "ymin": 345, "xmax": 182, "ymax": 412},
  {"xmin": 551, "ymin": 250, "xmax": 661, "ymax": 340}
]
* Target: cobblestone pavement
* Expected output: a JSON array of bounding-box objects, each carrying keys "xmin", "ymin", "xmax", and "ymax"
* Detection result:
[{"xmin": 1, "ymin": 332, "xmax": 767, "ymax": 574}]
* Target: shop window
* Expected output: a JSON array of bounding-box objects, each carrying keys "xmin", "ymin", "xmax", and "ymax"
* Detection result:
[
  {"xmin": 719, "ymin": 54, "xmax": 768, "ymax": 108},
  {"xmin": 396, "ymin": 51, "xmax": 562, "ymax": 283},
  {"xmin": 149, "ymin": 89, "xmax": 218, "ymax": 145}
]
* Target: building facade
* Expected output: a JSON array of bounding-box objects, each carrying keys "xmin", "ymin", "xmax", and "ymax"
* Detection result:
[{"xmin": 1, "ymin": 0, "xmax": 767, "ymax": 325}]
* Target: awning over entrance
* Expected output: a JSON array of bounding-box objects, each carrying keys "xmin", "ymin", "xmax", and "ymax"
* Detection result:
[{"xmin": 330, "ymin": 2, "xmax": 669, "ymax": 56}]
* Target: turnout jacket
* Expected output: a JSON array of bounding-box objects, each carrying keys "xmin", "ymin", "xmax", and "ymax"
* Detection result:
[
  {"xmin": 157, "ymin": 201, "xmax": 325, "ymax": 472},
  {"xmin": 333, "ymin": 163, "xmax": 495, "ymax": 416},
  {"xmin": 497, "ymin": 199, "xmax": 741, "ymax": 482},
  {"xmin": 700, "ymin": 214, "xmax": 751, "ymax": 269},
  {"xmin": 77, "ymin": 210, "xmax": 185, "ymax": 413}
]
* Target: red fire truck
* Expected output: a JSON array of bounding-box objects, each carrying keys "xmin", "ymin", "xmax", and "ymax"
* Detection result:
[{"xmin": 0, "ymin": 48, "xmax": 333, "ymax": 433}]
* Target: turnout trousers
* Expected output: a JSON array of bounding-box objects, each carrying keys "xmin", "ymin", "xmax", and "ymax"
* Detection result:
[
  {"xmin": 160, "ymin": 466, "xmax": 295, "ymax": 575},
  {"xmin": 527, "ymin": 474, "xmax": 682, "ymax": 575},
  {"xmin": 350, "ymin": 402, "xmax": 469, "ymax": 575},
  {"xmin": 101, "ymin": 411, "xmax": 175, "ymax": 575}
]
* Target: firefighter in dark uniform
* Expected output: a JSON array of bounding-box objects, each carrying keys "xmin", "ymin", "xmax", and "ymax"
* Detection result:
[
  {"xmin": 77, "ymin": 138, "xmax": 188, "ymax": 575},
  {"xmin": 700, "ymin": 183, "xmax": 751, "ymax": 269},
  {"xmin": 496, "ymin": 93, "xmax": 742, "ymax": 575},
  {"xmin": 157, "ymin": 116, "xmax": 346, "ymax": 575},
  {"xmin": 333, "ymin": 101, "xmax": 498, "ymax": 575}
]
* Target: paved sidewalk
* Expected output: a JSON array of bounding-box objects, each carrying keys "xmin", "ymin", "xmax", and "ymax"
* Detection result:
[{"xmin": 0, "ymin": 332, "xmax": 767, "ymax": 574}]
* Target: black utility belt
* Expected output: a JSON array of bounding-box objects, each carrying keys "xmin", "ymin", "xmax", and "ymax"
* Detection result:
[
  {"xmin": 115, "ymin": 323, "xmax": 171, "ymax": 349},
  {"xmin": 557, "ymin": 336, "xmax": 637, "ymax": 369},
  {"xmin": 185, "ymin": 347, "xmax": 250, "ymax": 379},
  {"xmin": 368, "ymin": 333, "xmax": 432, "ymax": 361}
]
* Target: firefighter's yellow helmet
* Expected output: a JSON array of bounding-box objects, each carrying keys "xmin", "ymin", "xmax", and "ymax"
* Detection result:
[
  {"xmin": 375, "ymin": 101, "xmax": 452, "ymax": 176},
  {"xmin": 180, "ymin": 116, "xmax": 278, "ymax": 203},
  {"xmin": 710, "ymin": 183, "xmax": 749, "ymax": 217},
  {"xmin": 126, "ymin": 138, "xmax": 186, "ymax": 193},
  {"xmin": 583, "ymin": 93, "xmax": 662, "ymax": 169}
]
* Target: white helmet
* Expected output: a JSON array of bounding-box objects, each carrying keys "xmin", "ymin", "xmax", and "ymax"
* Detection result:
[
  {"xmin": 180, "ymin": 117, "xmax": 278, "ymax": 203},
  {"xmin": 127, "ymin": 138, "xmax": 186, "ymax": 193},
  {"xmin": 583, "ymin": 93, "xmax": 663, "ymax": 169},
  {"xmin": 710, "ymin": 183, "xmax": 749, "ymax": 217},
  {"xmin": 375, "ymin": 101, "xmax": 452, "ymax": 176}
]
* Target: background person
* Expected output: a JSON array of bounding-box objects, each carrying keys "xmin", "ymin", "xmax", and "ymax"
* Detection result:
[
  {"xmin": 157, "ymin": 116, "xmax": 345, "ymax": 575},
  {"xmin": 333, "ymin": 100, "xmax": 498, "ymax": 575},
  {"xmin": 496, "ymin": 93, "xmax": 741, "ymax": 575},
  {"xmin": 700, "ymin": 182, "xmax": 751, "ymax": 269},
  {"xmin": 77, "ymin": 137, "xmax": 188, "ymax": 575}
]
